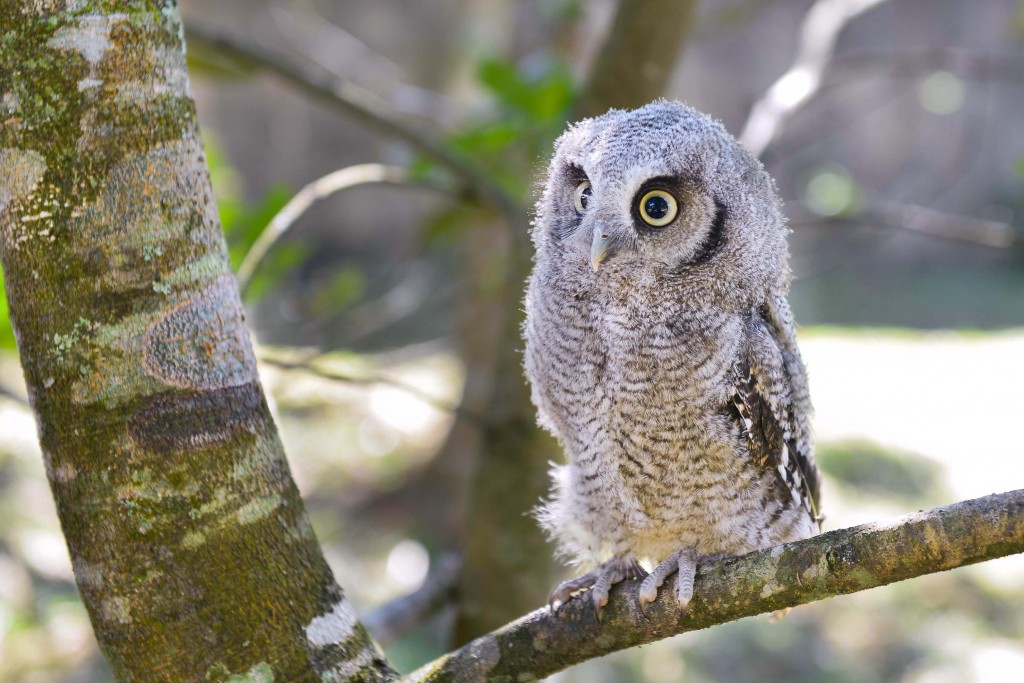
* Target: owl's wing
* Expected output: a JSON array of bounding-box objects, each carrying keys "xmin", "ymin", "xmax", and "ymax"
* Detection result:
[{"xmin": 728, "ymin": 298, "xmax": 822, "ymax": 525}]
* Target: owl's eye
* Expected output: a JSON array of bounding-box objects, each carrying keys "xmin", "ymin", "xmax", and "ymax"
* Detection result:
[
  {"xmin": 573, "ymin": 181, "xmax": 592, "ymax": 215},
  {"xmin": 638, "ymin": 189, "xmax": 678, "ymax": 227}
]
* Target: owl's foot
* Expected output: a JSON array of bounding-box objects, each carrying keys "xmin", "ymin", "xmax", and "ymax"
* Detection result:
[
  {"xmin": 549, "ymin": 556, "xmax": 646, "ymax": 616},
  {"xmin": 638, "ymin": 548, "xmax": 698, "ymax": 614}
]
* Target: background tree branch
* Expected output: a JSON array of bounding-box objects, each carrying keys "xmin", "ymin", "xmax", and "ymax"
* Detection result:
[
  {"xmin": 236, "ymin": 163, "xmax": 454, "ymax": 293},
  {"xmin": 184, "ymin": 23, "xmax": 523, "ymax": 217},
  {"xmin": 575, "ymin": 0, "xmax": 700, "ymax": 118},
  {"xmin": 410, "ymin": 489, "xmax": 1024, "ymax": 682},
  {"xmin": 789, "ymin": 199, "xmax": 1018, "ymax": 248},
  {"xmin": 740, "ymin": 0, "xmax": 891, "ymax": 157}
]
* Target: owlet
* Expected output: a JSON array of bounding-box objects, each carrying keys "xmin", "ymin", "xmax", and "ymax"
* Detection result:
[{"xmin": 523, "ymin": 100, "xmax": 821, "ymax": 613}]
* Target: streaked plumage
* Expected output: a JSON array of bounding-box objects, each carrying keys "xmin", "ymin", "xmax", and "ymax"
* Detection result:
[{"xmin": 523, "ymin": 100, "xmax": 821, "ymax": 612}]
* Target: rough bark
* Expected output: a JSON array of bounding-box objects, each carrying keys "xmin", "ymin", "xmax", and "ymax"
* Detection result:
[
  {"xmin": 410, "ymin": 489, "xmax": 1024, "ymax": 682},
  {"xmin": 0, "ymin": 3, "xmax": 393, "ymax": 681},
  {"xmin": 448, "ymin": 212, "xmax": 560, "ymax": 644},
  {"xmin": 575, "ymin": 0, "xmax": 700, "ymax": 119}
]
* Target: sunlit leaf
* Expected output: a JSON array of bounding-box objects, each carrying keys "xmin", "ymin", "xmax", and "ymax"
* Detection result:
[{"xmin": 0, "ymin": 263, "xmax": 16, "ymax": 350}]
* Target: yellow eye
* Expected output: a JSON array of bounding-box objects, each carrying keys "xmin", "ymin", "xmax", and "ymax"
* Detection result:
[
  {"xmin": 573, "ymin": 181, "xmax": 592, "ymax": 214},
  {"xmin": 638, "ymin": 189, "xmax": 678, "ymax": 227}
]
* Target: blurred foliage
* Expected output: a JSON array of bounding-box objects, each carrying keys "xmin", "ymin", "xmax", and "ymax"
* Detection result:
[
  {"xmin": 0, "ymin": 265, "xmax": 15, "ymax": 350},
  {"xmin": 307, "ymin": 266, "xmax": 367, "ymax": 317},
  {"xmin": 202, "ymin": 132, "xmax": 302, "ymax": 302},
  {"xmin": 817, "ymin": 440, "xmax": 943, "ymax": 504},
  {"xmin": 804, "ymin": 165, "xmax": 860, "ymax": 218},
  {"xmin": 414, "ymin": 55, "xmax": 574, "ymax": 209}
]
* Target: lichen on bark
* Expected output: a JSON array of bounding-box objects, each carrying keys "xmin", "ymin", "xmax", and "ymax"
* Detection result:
[{"xmin": 0, "ymin": 3, "xmax": 393, "ymax": 681}]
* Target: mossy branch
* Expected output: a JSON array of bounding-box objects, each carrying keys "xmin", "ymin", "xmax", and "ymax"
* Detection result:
[{"xmin": 408, "ymin": 489, "xmax": 1024, "ymax": 682}]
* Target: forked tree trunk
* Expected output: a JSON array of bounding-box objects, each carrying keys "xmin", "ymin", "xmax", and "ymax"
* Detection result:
[{"xmin": 0, "ymin": 3, "xmax": 392, "ymax": 681}]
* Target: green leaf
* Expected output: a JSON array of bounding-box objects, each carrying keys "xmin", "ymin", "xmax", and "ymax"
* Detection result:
[
  {"xmin": 309, "ymin": 265, "xmax": 367, "ymax": 316},
  {"xmin": 244, "ymin": 241, "xmax": 308, "ymax": 304},
  {"xmin": 0, "ymin": 262, "xmax": 17, "ymax": 350},
  {"xmin": 421, "ymin": 203, "xmax": 480, "ymax": 244}
]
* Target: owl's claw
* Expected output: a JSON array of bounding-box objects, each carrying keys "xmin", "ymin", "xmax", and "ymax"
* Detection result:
[
  {"xmin": 638, "ymin": 548, "xmax": 698, "ymax": 613},
  {"xmin": 549, "ymin": 556, "xmax": 645, "ymax": 616},
  {"xmin": 549, "ymin": 572, "xmax": 598, "ymax": 610}
]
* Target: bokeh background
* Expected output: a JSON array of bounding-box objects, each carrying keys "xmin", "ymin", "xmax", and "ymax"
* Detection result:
[{"xmin": 2, "ymin": 0, "xmax": 1024, "ymax": 681}]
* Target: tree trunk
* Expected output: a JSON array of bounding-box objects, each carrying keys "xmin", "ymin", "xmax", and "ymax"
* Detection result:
[
  {"xmin": 450, "ymin": 213, "xmax": 558, "ymax": 645},
  {"xmin": 575, "ymin": 0, "xmax": 700, "ymax": 119},
  {"xmin": 0, "ymin": 3, "xmax": 392, "ymax": 681}
]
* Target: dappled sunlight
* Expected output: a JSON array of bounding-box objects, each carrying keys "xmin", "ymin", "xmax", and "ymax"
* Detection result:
[{"xmin": 803, "ymin": 330, "xmax": 1024, "ymax": 504}]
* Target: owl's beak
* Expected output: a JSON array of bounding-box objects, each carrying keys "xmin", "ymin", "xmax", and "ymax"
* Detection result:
[{"xmin": 590, "ymin": 228, "xmax": 615, "ymax": 271}]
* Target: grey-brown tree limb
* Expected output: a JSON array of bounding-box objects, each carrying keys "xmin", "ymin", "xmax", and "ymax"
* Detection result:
[
  {"xmin": 3, "ymin": 3, "xmax": 1024, "ymax": 683},
  {"xmin": 408, "ymin": 489, "xmax": 1024, "ymax": 682},
  {"xmin": 739, "ymin": 0, "xmax": 891, "ymax": 157},
  {"xmin": 183, "ymin": 22, "xmax": 522, "ymax": 218},
  {"xmin": 236, "ymin": 163, "xmax": 454, "ymax": 293}
]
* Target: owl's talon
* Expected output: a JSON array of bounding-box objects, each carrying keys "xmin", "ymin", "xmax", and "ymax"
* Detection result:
[
  {"xmin": 549, "ymin": 556, "xmax": 638, "ymax": 616},
  {"xmin": 675, "ymin": 548, "xmax": 697, "ymax": 611},
  {"xmin": 549, "ymin": 572, "xmax": 599, "ymax": 611},
  {"xmin": 636, "ymin": 548, "xmax": 699, "ymax": 613}
]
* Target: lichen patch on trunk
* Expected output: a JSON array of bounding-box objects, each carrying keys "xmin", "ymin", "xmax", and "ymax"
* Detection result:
[
  {"xmin": 46, "ymin": 13, "xmax": 126, "ymax": 65},
  {"xmin": 143, "ymin": 275, "xmax": 258, "ymax": 391}
]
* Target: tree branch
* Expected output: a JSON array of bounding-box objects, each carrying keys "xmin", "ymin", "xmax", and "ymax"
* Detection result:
[
  {"xmin": 740, "ymin": 0, "xmax": 891, "ymax": 157},
  {"xmin": 363, "ymin": 553, "xmax": 461, "ymax": 647},
  {"xmin": 236, "ymin": 163, "xmax": 453, "ymax": 293},
  {"xmin": 183, "ymin": 24, "xmax": 523, "ymax": 218},
  {"xmin": 258, "ymin": 352, "xmax": 487, "ymax": 427},
  {"xmin": 575, "ymin": 0, "xmax": 700, "ymax": 119},
  {"xmin": 408, "ymin": 489, "xmax": 1024, "ymax": 682},
  {"xmin": 826, "ymin": 47, "xmax": 1024, "ymax": 88},
  {"xmin": 789, "ymin": 200, "xmax": 1018, "ymax": 248}
]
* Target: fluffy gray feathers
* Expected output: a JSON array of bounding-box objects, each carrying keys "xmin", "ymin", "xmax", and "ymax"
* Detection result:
[{"xmin": 523, "ymin": 101, "xmax": 820, "ymax": 606}]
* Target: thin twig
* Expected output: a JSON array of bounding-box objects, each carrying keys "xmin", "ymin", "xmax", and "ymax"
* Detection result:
[
  {"xmin": 740, "ymin": 0, "xmax": 891, "ymax": 157},
  {"xmin": 183, "ymin": 23, "xmax": 524, "ymax": 218},
  {"xmin": 364, "ymin": 553, "xmax": 462, "ymax": 647},
  {"xmin": 0, "ymin": 381, "xmax": 29, "ymax": 407},
  {"xmin": 766, "ymin": 48, "xmax": 1022, "ymax": 165},
  {"xmin": 236, "ymin": 164, "xmax": 452, "ymax": 293},
  {"xmin": 407, "ymin": 489, "xmax": 1024, "ymax": 682},
  {"xmin": 258, "ymin": 353, "xmax": 487, "ymax": 428},
  {"xmin": 826, "ymin": 47, "xmax": 1024, "ymax": 87},
  {"xmin": 790, "ymin": 200, "xmax": 1017, "ymax": 248}
]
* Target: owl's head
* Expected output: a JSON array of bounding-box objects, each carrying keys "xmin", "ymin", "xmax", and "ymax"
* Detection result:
[{"xmin": 533, "ymin": 100, "xmax": 789, "ymax": 306}]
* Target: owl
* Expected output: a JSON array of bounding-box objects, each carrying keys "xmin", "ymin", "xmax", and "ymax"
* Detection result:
[{"xmin": 523, "ymin": 100, "xmax": 821, "ymax": 614}]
